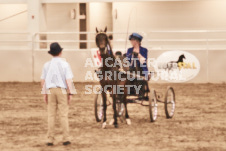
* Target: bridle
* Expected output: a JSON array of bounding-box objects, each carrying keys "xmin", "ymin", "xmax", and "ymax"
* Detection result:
[{"xmin": 96, "ymin": 32, "xmax": 113, "ymax": 56}]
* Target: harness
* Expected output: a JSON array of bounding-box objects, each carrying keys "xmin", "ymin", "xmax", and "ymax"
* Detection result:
[{"xmin": 96, "ymin": 32, "xmax": 113, "ymax": 56}]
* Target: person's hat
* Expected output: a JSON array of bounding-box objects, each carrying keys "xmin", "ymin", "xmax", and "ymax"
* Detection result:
[
  {"xmin": 129, "ymin": 33, "xmax": 143, "ymax": 42},
  {"xmin": 48, "ymin": 42, "xmax": 63, "ymax": 55}
]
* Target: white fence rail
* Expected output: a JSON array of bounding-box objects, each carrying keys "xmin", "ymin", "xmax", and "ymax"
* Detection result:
[
  {"xmin": 0, "ymin": 32, "xmax": 32, "ymax": 51},
  {"xmin": 1, "ymin": 30, "xmax": 226, "ymax": 51},
  {"xmin": 0, "ymin": 30, "xmax": 226, "ymax": 82}
]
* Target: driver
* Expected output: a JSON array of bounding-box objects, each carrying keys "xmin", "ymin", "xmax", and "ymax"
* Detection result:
[
  {"xmin": 125, "ymin": 33, "xmax": 149, "ymax": 97},
  {"xmin": 126, "ymin": 33, "xmax": 148, "ymax": 80}
]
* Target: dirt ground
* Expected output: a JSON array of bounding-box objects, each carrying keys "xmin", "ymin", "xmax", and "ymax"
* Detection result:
[{"xmin": 0, "ymin": 82, "xmax": 226, "ymax": 151}]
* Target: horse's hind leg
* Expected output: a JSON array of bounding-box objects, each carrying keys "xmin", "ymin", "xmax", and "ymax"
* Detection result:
[
  {"xmin": 112, "ymin": 94, "xmax": 118, "ymax": 128},
  {"xmin": 102, "ymin": 92, "xmax": 107, "ymax": 129}
]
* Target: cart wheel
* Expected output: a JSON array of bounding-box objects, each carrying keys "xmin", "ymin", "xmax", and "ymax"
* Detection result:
[
  {"xmin": 94, "ymin": 93, "xmax": 103, "ymax": 122},
  {"xmin": 141, "ymin": 81, "xmax": 149, "ymax": 101},
  {"xmin": 164, "ymin": 87, "xmax": 176, "ymax": 119},
  {"xmin": 149, "ymin": 89, "xmax": 158, "ymax": 122}
]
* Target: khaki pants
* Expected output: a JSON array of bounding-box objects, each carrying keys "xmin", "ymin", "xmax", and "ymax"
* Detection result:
[{"xmin": 47, "ymin": 88, "xmax": 70, "ymax": 143}]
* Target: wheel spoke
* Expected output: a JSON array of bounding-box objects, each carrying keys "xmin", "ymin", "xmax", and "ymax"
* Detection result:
[
  {"xmin": 117, "ymin": 102, "xmax": 124, "ymax": 117},
  {"xmin": 95, "ymin": 93, "xmax": 104, "ymax": 122}
]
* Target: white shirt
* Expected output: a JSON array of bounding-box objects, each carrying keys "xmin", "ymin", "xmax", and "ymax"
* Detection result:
[{"xmin": 41, "ymin": 57, "xmax": 73, "ymax": 89}]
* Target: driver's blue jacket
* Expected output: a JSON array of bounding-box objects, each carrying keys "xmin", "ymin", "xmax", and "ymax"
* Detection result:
[{"xmin": 126, "ymin": 46, "xmax": 149, "ymax": 79}]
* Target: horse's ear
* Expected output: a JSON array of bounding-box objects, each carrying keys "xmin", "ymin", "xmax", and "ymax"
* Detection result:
[
  {"xmin": 96, "ymin": 27, "xmax": 99, "ymax": 33},
  {"xmin": 104, "ymin": 26, "xmax": 107, "ymax": 33}
]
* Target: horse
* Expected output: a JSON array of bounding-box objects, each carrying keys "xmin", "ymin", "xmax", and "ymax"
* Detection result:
[
  {"xmin": 95, "ymin": 27, "xmax": 131, "ymax": 128},
  {"xmin": 167, "ymin": 54, "xmax": 186, "ymax": 70}
]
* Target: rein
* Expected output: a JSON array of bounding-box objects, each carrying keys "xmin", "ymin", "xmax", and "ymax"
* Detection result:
[{"xmin": 96, "ymin": 32, "xmax": 145, "ymax": 80}]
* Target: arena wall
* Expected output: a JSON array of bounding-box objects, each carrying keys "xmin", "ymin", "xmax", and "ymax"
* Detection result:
[
  {"xmin": 0, "ymin": 50, "xmax": 225, "ymax": 83},
  {"xmin": 0, "ymin": 0, "xmax": 226, "ymax": 83}
]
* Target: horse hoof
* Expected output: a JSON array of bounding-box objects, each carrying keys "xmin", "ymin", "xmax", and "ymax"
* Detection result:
[
  {"xmin": 109, "ymin": 119, "xmax": 114, "ymax": 125},
  {"xmin": 102, "ymin": 122, "xmax": 107, "ymax": 129},
  {"xmin": 114, "ymin": 124, "xmax": 118, "ymax": 128},
  {"xmin": 126, "ymin": 119, "xmax": 131, "ymax": 125}
]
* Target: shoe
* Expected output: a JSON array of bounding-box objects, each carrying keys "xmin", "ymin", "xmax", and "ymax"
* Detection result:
[
  {"xmin": 63, "ymin": 141, "xmax": 71, "ymax": 146},
  {"xmin": 46, "ymin": 142, "xmax": 53, "ymax": 146}
]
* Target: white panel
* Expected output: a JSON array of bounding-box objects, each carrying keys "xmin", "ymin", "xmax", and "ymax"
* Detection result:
[
  {"xmin": 0, "ymin": 51, "xmax": 32, "ymax": 82},
  {"xmin": 0, "ymin": 4, "xmax": 27, "ymax": 31},
  {"xmin": 88, "ymin": 2, "xmax": 112, "ymax": 48}
]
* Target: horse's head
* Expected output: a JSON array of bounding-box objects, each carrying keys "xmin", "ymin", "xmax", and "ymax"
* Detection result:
[
  {"xmin": 95, "ymin": 27, "xmax": 108, "ymax": 55},
  {"xmin": 181, "ymin": 54, "xmax": 186, "ymax": 59},
  {"xmin": 178, "ymin": 54, "xmax": 186, "ymax": 62}
]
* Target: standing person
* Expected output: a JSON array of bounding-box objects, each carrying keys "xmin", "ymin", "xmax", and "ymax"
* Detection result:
[{"xmin": 41, "ymin": 42, "xmax": 75, "ymax": 146}]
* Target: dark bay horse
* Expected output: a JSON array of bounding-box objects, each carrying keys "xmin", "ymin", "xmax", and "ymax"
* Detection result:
[
  {"xmin": 95, "ymin": 27, "xmax": 131, "ymax": 128},
  {"xmin": 167, "ymin": 54, "xmax": 186, "ymax": 70}
]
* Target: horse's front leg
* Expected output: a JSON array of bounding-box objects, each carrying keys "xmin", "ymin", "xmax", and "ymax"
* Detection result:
[
  {"xmin": 112, "ymin": 94, "xmax": 118, "ymax": 128},
  {"xmin": 101, "ymin": 92, "xmax": 107, "ymax": 129},
  {"xmin": 123, "ymin": 87, "xmax": 131, "ymax": 125}
]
